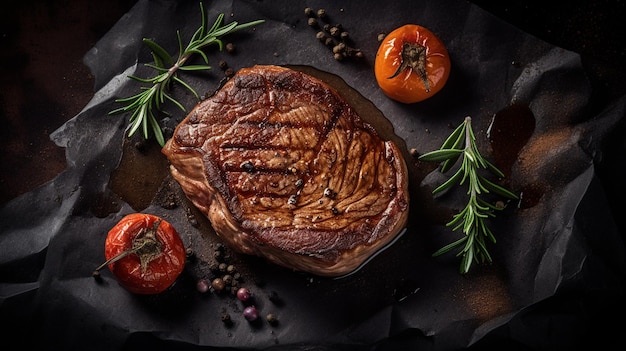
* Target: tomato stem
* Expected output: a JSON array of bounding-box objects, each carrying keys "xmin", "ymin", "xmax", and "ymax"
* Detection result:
[
  {"xmin": 388, "ymin": 42, "xmax": 430, "ymax": 92},
  {"xmin": 92, "ymin": 219, "xmax": 164, "ymax": 278}
]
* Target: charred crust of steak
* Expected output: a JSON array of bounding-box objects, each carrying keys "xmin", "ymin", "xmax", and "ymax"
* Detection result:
[{"xmin": 162, "ymin": 65, "xmax": 409, "ymax": 277}]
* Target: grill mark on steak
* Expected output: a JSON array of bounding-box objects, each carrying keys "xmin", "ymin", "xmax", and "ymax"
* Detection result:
[{"xmin": 163, "ymin": 65, "xmax": 409, "ymax": 276}]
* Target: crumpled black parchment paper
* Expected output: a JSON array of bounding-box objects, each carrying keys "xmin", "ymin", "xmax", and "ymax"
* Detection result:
[{"xmin": 1, "ymin": 0, "xmax": 625, "ymax": 350}]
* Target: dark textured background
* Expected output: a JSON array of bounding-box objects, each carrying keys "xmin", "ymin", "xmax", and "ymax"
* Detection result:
[{"xmin": 1, "ymin": 0, "xmax": 138, "ymax": 205}]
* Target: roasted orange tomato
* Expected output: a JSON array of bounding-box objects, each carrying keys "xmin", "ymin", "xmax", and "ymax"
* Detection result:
[
  {"xmin": 375, "ymin": 24, "xmax": 451, "ymax": 103},
  {"xmin": 93, "ymin": 213, "xmax": 186, "ymax": 294}
]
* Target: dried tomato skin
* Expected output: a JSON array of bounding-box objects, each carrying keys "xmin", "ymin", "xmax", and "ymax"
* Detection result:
[
  {"xmin": 105, "ymin": 213, "xmax": 186, "ymax": 294},
  {"xmin": 375, "ymin": 24, "xmax": 451, "ymax": 103}
]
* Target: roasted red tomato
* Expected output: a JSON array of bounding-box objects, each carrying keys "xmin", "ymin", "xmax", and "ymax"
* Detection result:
[
  {"xmin": 94, "ymin": 213, "xmax": 186, "ymax": 294},
  {"xmin": 375, "ymin": 24, "xmax": 451, "ymax": 103}
]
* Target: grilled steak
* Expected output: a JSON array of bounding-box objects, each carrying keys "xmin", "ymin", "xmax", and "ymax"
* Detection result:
[{"xmin": 162, "ymin": 65, "xmax": 409, "ymax": 276}]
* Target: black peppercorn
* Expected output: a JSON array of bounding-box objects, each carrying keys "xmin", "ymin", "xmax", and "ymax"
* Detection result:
[
  {"xmin": 288, "ymin": 194, "xmax": 297, "ymax": 205},
  {"xmin": 218, "ymin": 262, "xmax": 228, "ymax": 272},
  {"xmin": 323, "ymin": 187, "xmax": 337, "ymax": 197},
  {"xmin": 226, "ymin": 264, "xmax": 236, "ymax": 274},
  {"xmin": 212, "ymin": 278, "xmax": 226, "ymax": 292},
  {"xmin": 241, "ymin": 160, "xmax": 255, "ymax": 172},
  {"xmin": 305, "ymin": 7, "xmax": 364, "ymax": 63},
  {"xmin": 209, "ymin": 262, "xmax": 220, "ymax": 272},
  {"xmin": 268, "ymin": 290, "xmax": 283, "ymax": 305},
  {"xmin": 221, "ymin": 312, "xmax": 233, "ymax": 326},
  {"xmin": 332, "ymin": 43, "xmax": 345, "ymax": 54},
  {"xmin": 266, "ymin": 313, "xmax": 278, "ymax": 325},
  {"xmin": 214, "ymin": 249, "xmax": 223, "ymax": 260}
]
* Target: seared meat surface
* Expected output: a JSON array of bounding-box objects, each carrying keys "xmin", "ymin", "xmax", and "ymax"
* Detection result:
[{"xmin": 163, "ymin": 65, "xmax": 409, "ymax": 276}]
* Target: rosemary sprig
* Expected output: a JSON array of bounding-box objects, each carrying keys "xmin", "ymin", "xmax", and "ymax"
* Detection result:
[
  {"xmin": 109, "ymin": 3, "xmax": 264, "ymax": 146},
  {"xmin": 418, "ymin": 116, "xmax": 518, "ymax": 274}
]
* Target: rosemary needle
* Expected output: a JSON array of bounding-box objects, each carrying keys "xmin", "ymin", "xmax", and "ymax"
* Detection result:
[
  {"xmin": 109, "ymin": 3, "xmax": 264, "ymax": 146},
  {"xmin": 419, "ymin": 116, "xmax": 518, "ymax": 274}
]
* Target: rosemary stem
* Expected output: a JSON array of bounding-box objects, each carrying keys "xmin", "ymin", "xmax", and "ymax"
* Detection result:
[
  {"xmin": 177, "ymin": 52, "xmax": 193, "ymax": 68},
  {"xmin": 168, "ymin": 64, "xmax": 180, "ymax": 77},
  {"xmin": 110, "ymin": 4, "xmax": 264, "ymax": 146},
  {"xmin": 465, "ymin": 117, "xmax": 476, "ymax": 202},
  {"xmin": 464, "ymin": 116, "xmax": 472, "ymax": 150},
  {"xmin": 419, "ymin": 115, "xmax": 517, "ymax": 274}
]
